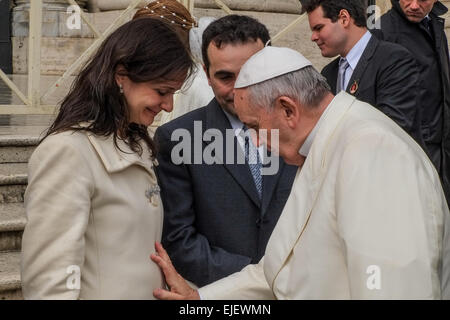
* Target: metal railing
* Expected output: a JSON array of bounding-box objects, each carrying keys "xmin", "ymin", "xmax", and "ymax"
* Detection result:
[{"xmin": 0, "ymin": 0, "xmax": 309, "ymax": 115}]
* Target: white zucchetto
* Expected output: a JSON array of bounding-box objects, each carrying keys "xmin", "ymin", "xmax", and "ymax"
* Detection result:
[{"xmin": 235, "ymin": 46, "xmax": 313, "ymax": 89}]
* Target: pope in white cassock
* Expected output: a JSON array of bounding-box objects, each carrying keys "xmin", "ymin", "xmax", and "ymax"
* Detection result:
[{"xmin": 151, "ymin": 46, "xmax": 450, "ymax": 299}]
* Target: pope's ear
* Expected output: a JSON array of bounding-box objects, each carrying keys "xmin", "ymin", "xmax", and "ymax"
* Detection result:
[{"xmin": 276, "ymin": 96, "xmax": 299, "ymax": 128}]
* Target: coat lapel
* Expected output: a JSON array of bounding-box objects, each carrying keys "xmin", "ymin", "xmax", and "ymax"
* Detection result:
[
  {"xmin": 264, "ymin": 92, "xmax": 357, "ymax": 290},
  {"xmin": 430, "ymin": 16, "xmax": 444, "ymax": 50},
  {"xmin": 87, "ymin": 133, "xmax": 157, "ymax": 179},
  {"xmin": 430, "ymin": 1, "xmax": 449, "ymax": 53},
  {"xmin": 204, "ymin": 100, "xmax": 261, "ymax": 208},
  {"xmin": 345, "ymin": 35, "xmax": 378, "ymax": 96}
]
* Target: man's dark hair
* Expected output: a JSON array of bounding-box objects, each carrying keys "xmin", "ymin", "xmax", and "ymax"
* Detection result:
[
  {"xmin": 201, "ymin": 15, "xmax": 270, "ymax": 72},
  {"xmin": 300, "ymin": 0, "xmax": 368, "ymax": 28}
]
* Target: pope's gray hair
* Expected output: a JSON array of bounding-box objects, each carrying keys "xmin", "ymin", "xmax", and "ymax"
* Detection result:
[{"xmin": 246, "ymin": 66, "xmax": 331, "ymax": 110}]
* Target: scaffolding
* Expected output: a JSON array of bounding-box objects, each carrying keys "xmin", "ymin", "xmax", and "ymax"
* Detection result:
[{"xmin": 0, "ymin": 0, "xmax": 307, "ymax": 115}]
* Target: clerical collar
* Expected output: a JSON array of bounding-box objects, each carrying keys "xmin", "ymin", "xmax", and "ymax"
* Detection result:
[{"xmin": 298, "ymin": 102, "xmax": 332, "ymax": 158}]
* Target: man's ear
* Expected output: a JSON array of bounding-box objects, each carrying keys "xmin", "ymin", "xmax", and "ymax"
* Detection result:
[
  {"xmin": 338, "ymin": 9, "xmax": 351, "ymax": 28},
  {"xmin": 276, "ymin": 96, "xmax": 299, "ymax": 129}
]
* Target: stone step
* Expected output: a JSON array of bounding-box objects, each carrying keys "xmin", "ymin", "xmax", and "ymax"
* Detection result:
[
  {"xmin": 0, "ymin": 203, "xmax": 26, "ymax": 252},
  {"xmin": 0, "ymin": 251, "xmax": 22, "ymax": 300},
  {"xmin": 0, "ymin": 136, "xmax": 39, "ymax": 163},
  {"xmin": 0, "ymin": 163, "xmax": 28, "ymax": 204}
]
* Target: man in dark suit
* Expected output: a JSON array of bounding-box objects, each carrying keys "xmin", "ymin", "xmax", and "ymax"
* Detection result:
[
  {"xmin": 377, "ymin": 0, "xmax": 449, "ymax": 206},
  {"xmin": 300, "ymin": 0, "xmax": 424, "ymax": 145},
  {"xmin": 154, "ymin": 15, "xmax": 297, "ymax": 287}
]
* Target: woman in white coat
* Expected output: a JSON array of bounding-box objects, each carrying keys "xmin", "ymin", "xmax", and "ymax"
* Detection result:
[{"xmin": 20, "ymin": 17, "xmax": 194, "ymax": 299}]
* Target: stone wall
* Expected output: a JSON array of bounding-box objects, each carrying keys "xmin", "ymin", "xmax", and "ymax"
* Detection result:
[
  {"xmin": 88, "ymin": 0, "xmax": 301, "ymax": 13},
  {"xmin": 9, "ymin": 0, "xmax": 450, "ymax": 77},
  {"xmin": 10, "ymin": 0, "xmax": 333, "ymax": 76}
]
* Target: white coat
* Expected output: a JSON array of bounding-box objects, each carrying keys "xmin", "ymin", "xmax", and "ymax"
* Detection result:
[
  {"xmin": 21, "ymin": 130, "xmax": 164, "ymax": 299},
  {"xmin": 199, "ymin": 92, "xmax": 450, "ymax": 299}
]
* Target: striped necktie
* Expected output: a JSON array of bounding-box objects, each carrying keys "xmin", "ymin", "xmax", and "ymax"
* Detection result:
[
  {"xmin": 243, "ymin": 126, "xmax": 263, "ymax": 199},
  {"xmin": 336, "ymin": 57, "xmax": 350, "ymax": 93}
]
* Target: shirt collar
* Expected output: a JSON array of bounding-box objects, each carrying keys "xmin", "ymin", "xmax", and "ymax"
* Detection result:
[
  {"xmin": 298, "ymin": 102, "xmax": 332, "ymax": 157},
  {"xmin": 223, "ymin": 108, "xmax": 246, "ymax": 132},
  {"xmin": 222, "ymin": 107, "xmax": 266, "ymax": 160},
  {"xmin": 342, "ymin": 30, "xmax": 372, "ymax": 71}
]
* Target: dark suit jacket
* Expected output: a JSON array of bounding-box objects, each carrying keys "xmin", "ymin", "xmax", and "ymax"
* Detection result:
[
  {"xmin": 377, "ymin": 0, "xmax": 450, "ymax": 205},
  {"xmin": 321, "ymin": 34, "xmax": 424, "ymax": 146},
  {"xmin": 154, "ymin": 98, "xmax": 297, "ymax": 287}
]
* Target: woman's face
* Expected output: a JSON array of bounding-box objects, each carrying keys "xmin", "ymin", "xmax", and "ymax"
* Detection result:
[{"xmin": 117, "ymin": 74, "xmax": 185, "ymax": 127}]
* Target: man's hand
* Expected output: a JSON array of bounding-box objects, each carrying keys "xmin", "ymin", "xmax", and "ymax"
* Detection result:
[{"xmin": 151, "ymin": 242, "xmax": 200, "ymax": 300}]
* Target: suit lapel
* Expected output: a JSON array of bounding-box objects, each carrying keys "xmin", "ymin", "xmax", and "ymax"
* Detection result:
[
  {"xmin": 323, "ymin": 58, "xmax": 339, "ymax": 94},
  {"xmin": 264, "ymin": 92, "xmax": 357, "ymax": 291},
  {"xmin": 260, "ymin": 159, "xmax": 285, "ymax": 216},
  {"xmin": 204, "ymin": 100, "xmax": 261, "ymax": 208},
  {"xmin": 345, "ymin": 35, "xmax": 378, "ymax": 96}
]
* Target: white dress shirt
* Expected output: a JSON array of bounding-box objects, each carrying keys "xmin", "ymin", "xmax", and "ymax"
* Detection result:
[
  {"xmin": 340, "ymin": 30, "xmax": 372, "ymax": 90},
  {"xmin": 223, "ymin": 109, "xmax": 265, "ymax": 161}
]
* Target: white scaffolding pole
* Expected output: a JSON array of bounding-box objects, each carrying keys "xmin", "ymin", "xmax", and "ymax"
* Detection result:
[
  {"xmin": 41, "ymin": 0, "xmax": 142, "ymax": 104},
  {"xmin": 67, "ymin": 0, "xmax": 101, "ymax": 38},
  {"xmin": 28, "ymin": 0, "xmax": 43, "ymax": 108},
  {"xmin": 178, "ymin": 0, "xmax": 195, "ymax": 14},
  {"xmin": 213, "ymin": 0, "xmax": 233, "ymax": 14}
]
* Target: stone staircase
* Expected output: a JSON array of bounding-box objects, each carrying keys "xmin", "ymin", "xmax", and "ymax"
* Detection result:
[
  {"xmin": 0, "ymin": 137, "xmax": 39, "ymax": 299},
  {"xmin": 0, "ymin": 114, "xmax": 51, "ymax": 300}
]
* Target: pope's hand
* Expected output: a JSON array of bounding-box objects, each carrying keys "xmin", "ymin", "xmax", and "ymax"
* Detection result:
[{"xmin": 151, "ymin": 242, "xmax": 200, "ymax": 300}]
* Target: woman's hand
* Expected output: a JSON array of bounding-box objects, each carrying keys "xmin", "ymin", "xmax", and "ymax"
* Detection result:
[{"xmin": 151, "ymin": 242, "xmax": 200, "ymax": 300}]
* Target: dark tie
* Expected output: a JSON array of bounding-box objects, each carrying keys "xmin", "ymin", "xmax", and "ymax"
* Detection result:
[
  {"xmin": 243, "ymin": 126, "xmax": 263, "ymax": 199},
  {"xmin": 421, "ymin": 17, "xmax": 432, "ymax": 37}
]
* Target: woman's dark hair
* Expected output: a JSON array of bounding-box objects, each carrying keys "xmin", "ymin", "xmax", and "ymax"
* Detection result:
[
  {"xmin": 44, "ymin": 17, "xmax": 194, "ymax": 158},
  {"xmin": 201, "ymin": 15, "xmax": 270, "ymax": 73},
  {"xmin": 300, "ymin": 0, "xmax": 368, "ymax": 28}
]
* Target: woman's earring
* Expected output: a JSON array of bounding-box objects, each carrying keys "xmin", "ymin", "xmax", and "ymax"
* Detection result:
[{"xmin": 119, "ymin": 84, "xmax": 124, "ymax": 94}]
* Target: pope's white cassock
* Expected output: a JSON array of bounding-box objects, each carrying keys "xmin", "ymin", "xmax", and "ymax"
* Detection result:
[{"xmin": 198, "ymin": 90, "xmax": 450, "ymax": 299}]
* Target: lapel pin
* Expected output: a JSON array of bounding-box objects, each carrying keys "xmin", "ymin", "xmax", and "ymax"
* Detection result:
[{"xmin": 350, "ymin": 80, "xmax": 359, "ymax": 95}]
